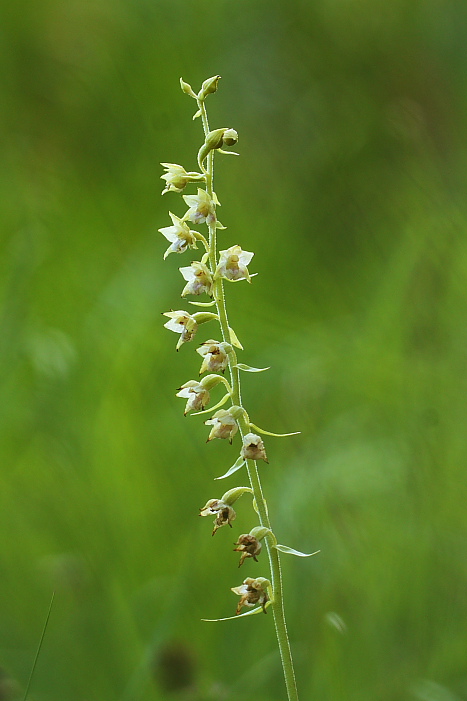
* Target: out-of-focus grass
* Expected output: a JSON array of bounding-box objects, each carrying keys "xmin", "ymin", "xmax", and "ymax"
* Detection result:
[{"xmin": 1, "ymin": 1, "xmax": 467, "ymax": 699}]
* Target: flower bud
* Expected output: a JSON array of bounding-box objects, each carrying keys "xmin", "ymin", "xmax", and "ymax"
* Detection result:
[
  {"xmin": 180, "ymin": 78, "xmax": 197, "ymax": 98},
  {"xmin": 197, "ymin": 75, "xmax": 221, "ymax": 100},
  {"xmin": 198, "ymin": 129, "xmax": 239, "ymax": 167},
  {"xmin": 234, "ymin": 534, "xmax": 262, "ymax": 567},
  {"xmin": 231, "ymin": 576, "xmax": 271, "ymax": 614},
  {"xmin": 204, "ymin": 128, "xmax": 227, "ymax": 151},
  {"xmin": 221, "ymin": 128, "xmax": 238, "ymax": 147},
  {"xmin": 241, "ymin": 433, "xmax": 268, "ymax": 463}
]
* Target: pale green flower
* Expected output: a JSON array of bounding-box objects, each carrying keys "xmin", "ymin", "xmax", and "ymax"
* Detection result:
[
  {"xmin": 215, "ymin": 245, "xmax": 254, "ymax": 282},
  {"xmin": 205, "ymin": 409, "xmax": 238, "ymax": 443},
  {"xmin": 196, "ymin": 339, "xmax": 230, "ymax": 374},
  {"xmin": 176, "ymin": 380, "xmax": 210, "ymax": 415},
  {"xmin": 159, "ymin": 212, "xmax": 198, "ymax": 259},
  {"xmin": 180, "ymin": 261, "xmax": 213, "ymax": 296},
  {"xmin": 160, "ymin": 163, "xmax": 204, "ymax": 195},
  {"xmin": 183, "ymin": 188, "xmax": 223, "ymax": 228},
  {"xmin": 163, "ymin": 310, "xmax": 198, "ymax": 350}
]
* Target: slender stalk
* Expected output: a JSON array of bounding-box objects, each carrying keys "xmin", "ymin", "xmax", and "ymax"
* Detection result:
[{"xmin": 198, "ymin": 99, "xmax": 299, "ymax": 701}]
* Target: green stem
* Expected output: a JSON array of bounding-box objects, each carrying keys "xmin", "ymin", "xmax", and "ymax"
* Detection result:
[{"xmin": 197, "ymin": 98, "xmax": 299, "ymax": 701}]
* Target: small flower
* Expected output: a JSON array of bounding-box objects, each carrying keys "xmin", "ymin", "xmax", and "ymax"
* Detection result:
[
  {"xmin": 234, "ymin": 534, "xmax": 262, "ymax": 567},
  {"xmin": 163, "ymin": 310, "xmax": 198, "ymax": 350},
  {"xmin": 183, "ymin": 188, "xmax": 218, "ymax": 227},
  {"xmin": 231, "ymin": 577, "xmax": 270, "ymax": 614},
  {"xmin": 176, "ymin": 380, "xmax": 210, "ymax": 415},
  {"xmin": 215, "ymin": 245, "xmax": 254, "ymax": 282},
  {"xmin": 199, "ymin": 498, "xmax": 236, "ymax": 535},
  {"xmin": 160, "ymin": 163, "xmax": 204, "ymax": 195},
  {"xmin": 205, "ymin": 409, "xmax": 238, "ymax": 443},
  {"xmin": 159, "ymin": 212, "xmax": 198, "ymax": 259},
  {"xmin": 180, "ymin": 261, "xmax": 213, "ymax": 296},
  {"xmin": 196, "ymin": 340, "xmax": 230, "ymax": 374},
  {"xmin": 241, "ymin": 433, "xmax": 268, "ymax": 463}
]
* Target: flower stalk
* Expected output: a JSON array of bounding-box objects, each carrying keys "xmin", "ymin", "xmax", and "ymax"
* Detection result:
[{"xmin": 159, "ymin": 76, "xmax": 317, "ymax": 701}]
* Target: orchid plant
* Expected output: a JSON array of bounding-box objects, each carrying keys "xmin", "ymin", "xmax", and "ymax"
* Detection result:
[{"xmin": 159, "ymin": 75, "xmax": 318, "ymax": 701}]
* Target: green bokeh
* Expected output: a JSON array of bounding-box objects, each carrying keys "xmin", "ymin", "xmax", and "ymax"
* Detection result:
[{"xmin": 1, "ymin": 1, "xmax": 467, "ymax": 699}]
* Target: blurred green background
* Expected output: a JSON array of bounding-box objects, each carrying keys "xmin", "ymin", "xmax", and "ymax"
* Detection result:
[{"xmin": 1, "ymin": 0, "xmax": 467, "ymax": 699}]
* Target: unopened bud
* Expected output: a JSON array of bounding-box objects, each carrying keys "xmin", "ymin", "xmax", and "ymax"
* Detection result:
[
  {"xmin": 180, "ymin": 78, "xmax": 197, "ymax": 98},
  {"xmin": 198, "ymin": 75, "xmax": 221, "ymax": 100}
]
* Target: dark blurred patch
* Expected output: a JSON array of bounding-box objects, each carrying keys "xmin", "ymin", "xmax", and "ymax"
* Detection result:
[
  {"xmin": 154, "ymin": 640, "xmax": 196, "ymax": 694},
  {"xmin": 0, "ymin": 668, "xmax": 20, "ymax": 701}
]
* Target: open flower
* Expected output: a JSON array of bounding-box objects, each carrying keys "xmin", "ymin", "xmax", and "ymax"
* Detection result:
[
  {"xmin": 241, "ymin": 433, "xmax": 268, "ymax": 463},
  {"xmin": 196, "ymin": 340, "xmax": 230, "ymax": 374},
  {"xmin": 199, "ymin": 498, "xmax": 236, "ymax": 535},
  {"xmin": 159, "ymin": 212, "xmax": 198, "ymax": 259},
  {"xmin": 234, "ymin": 534, "xmax": 262, "ymax": 567},
  {"xmin": 160, "ymin": 163, "xmax": 204, "ymax": 195},
  {"xmin": 231, "ymin": 577, "xmax": 270, "ymax": 614},
  {"xmin": 180, "ymin": 261, "xmax": 213, "ymax": 296},
  {"xmin": 215, "ymin": 245, "xmax": 254, "ymax": 282},
  {"xmin": 183, "ymin": 188, "xmax": 219, "ymax": 227},
  {"xmin": 163, "ymin": 310, "xmax": 198, "ymax": 350},
  {"xmin": 205, "ymin": 409, "xmax": 238, "ymax": 443},
  {"xmin": 176, "ymin": 380, "xmax": 210, "ymax": 415}
]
